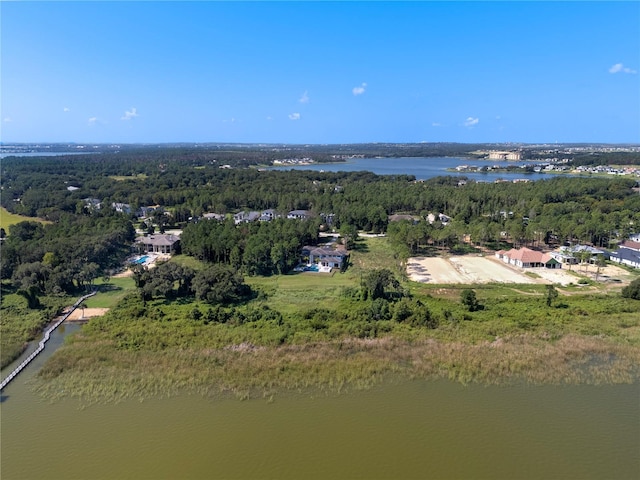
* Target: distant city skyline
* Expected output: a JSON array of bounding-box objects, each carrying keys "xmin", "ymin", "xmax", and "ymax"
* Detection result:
[{"xmin": 2, "ymin": 2, "xmax": 639, "ymax": 144}]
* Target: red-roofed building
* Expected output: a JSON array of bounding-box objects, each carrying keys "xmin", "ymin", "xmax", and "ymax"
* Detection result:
[
  {"xmin": 496, "ymin": 247, "xmax": 561, "ymax": 269},
  {"xmin": 621, "ymin": 240, "xmax": 640, "ymax": 252}
]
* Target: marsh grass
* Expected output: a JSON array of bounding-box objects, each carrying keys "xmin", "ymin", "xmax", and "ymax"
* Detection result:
[
  {"xmin": 33, "ymin": 286, "xmax": 640, "ymax": 403},
  {"xmin": 0, "ymin": 289, "xmax": 71, "ymax": 368},
  {"xmin": 36, "ymin": 334, "xmax": 640, "ymax": 403}
]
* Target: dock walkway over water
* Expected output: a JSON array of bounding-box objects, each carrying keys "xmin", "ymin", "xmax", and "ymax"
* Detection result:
[{"xmin": 0, "ymin": 291, "xmax": 96, "ymax": 391}]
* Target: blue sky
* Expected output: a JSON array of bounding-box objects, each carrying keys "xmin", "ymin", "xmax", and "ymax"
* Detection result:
[{"xmin": 1, "ymin": 1, "xmax": 639, "ymax": 144}]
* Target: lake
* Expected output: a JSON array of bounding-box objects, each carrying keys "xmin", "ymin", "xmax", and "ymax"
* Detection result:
[
  {"xmin": 0, "ymin": 151, "xmax": 94, "ymax": 159},
  {"xmin": 1, "ymin": 324, "xmax": 638, "ymax": 480},
  {"xmin": 269, "ymin": 156, "xmax": 557, "ymax": 182}
]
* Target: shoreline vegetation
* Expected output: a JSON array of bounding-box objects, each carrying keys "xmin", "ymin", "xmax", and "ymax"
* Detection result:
[
  {"xmin": 36, "ymin": 333, "xmax": 640, "ymax": 404},
  {"xmin": 29, "ymin": 236, "xmax": 640, "ymax": 403}
]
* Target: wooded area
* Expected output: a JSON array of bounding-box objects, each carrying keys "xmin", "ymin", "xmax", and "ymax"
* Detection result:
[{"xmin": 2, "ymin": 148, "xmax": 639, "ymax": 295}]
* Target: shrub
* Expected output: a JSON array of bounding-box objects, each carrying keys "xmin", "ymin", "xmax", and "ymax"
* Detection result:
[{"xmin": 621, "ymin": 278, "xmax": 640, "ymax": 300}]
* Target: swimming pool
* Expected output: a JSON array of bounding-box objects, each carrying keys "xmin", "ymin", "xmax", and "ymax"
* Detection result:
[{"xmin": 131, "ymin": 255, "xmax": 149, "ymax": 264}]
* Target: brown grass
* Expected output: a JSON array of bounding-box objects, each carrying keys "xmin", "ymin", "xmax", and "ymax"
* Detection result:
[{"xmin": 35, "ymin": 333, "xmax": 640, "ymax": 403}]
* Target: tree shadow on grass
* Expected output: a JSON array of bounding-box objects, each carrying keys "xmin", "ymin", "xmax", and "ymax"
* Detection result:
[
  {"xmin": 97, "ymin": 283, "xmax": 122, "ymax": 293},
  {"xmin": 351, "ymin": 240, "xmax": 369, "ymax": 253}
]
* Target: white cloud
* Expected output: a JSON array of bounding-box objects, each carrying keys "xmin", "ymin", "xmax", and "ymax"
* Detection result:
[
  {"xmin": 63, "ymin": 107, "xmax": 70, "ymax": 112},
  {"xmin": 463, "ymin": 117, "xmax": 479, "ymax": 127},
  {"xmin": 289, "ymin": 112, "xmax": 301, "ymax": 120},
  {"xmin": 352, "ymin": 82, "xmax": 367, "ymax": 96},
  {"xmin": 431, "ymin": 122, "xmax": 442, "ymax": 127},
  {"xmin": 609, "ymin": 63, "xmax": 637, "ymax": 74},
  {"xmin": 88, "ymin": 117, "xmax": 98, "ymax": 125},
  {"xmin": 299, "ymin": 91, "xmax": 309, "ymax": 103},
  {"xmin": 3, "ymin": 117, "xmax": 12, "ymax": 123},
  {"xmin": 266, "ymin": 116, "xmax": 273, "ymax": 121},
  {"xmin": 121, "ymin": 107, "xmax": 139, "ymax": 120}
]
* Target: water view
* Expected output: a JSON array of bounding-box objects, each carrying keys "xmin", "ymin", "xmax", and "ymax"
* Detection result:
[
  {"xmin": 270, "ymin": 157, "xmax": 555, "ymax": 182},
  {"xmin": 1, "ymin": 325, "xmax": 638, "ymax": 480}
]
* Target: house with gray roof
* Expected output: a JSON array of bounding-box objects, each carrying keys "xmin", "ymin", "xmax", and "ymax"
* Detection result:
[
  {"xmin": 234, "ymin": 211, "xmax": 261, "ymax": 224},
  {"xmin": 301, "ymin": 245, "xmax": 348, "ymax": 269},
  {"xmin": 287, "ymin": 210, "xmax": 311, "ymax": 220},
  {"xmin": 135, "ymin": 234, "xmax": 180, "ymax": 255},
  {"xmin": 610, "ymin": 241, "xmax": 640, "ymax": 269}
]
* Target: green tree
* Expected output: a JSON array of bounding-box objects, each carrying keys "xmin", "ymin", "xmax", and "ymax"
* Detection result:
[
  {"xmin": 339, "ymin": 224, "xmax": 359, "ymax": 249},
  {"xmin": 621, "ymin": 278, "xmax": 640, "ymax": 300},
  {"xmin": 193, "ymin": 264, "xmax": 249, "ymax": 304},
  {"xmin": 545, "ymin": 284, "xmax": 559, "ymax": 307},
  {"xmin": 362, "ymin": 269, "xmax": 400, "ymax": 300},
  {"xmin": 461, "ymin": 289, "xmax": 480, "ymax": 312}
]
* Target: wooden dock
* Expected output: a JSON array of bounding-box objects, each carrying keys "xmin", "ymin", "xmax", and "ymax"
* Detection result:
[{"xmin": 0, "ymin": 291, "xmax": 97, "ymax": 391}]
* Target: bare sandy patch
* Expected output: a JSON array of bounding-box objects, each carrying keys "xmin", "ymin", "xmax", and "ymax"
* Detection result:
[
  {"xmin": 113, "ymin": 269, "xmax": 133, "ymax": 278},
  {"xmin": 407, "ymin": 255, "xmax": 562, "ymax": 284},
  {"xmin": 407, "ymin": 257, "xmax": 468, "ymax": 283},
  {"xmin": 451, "ymin": 256, "xmax": 537, "ymax": 284},
  {"xmin": 66, "ymin": 308, "xmax": 109, "ymax": 321}
]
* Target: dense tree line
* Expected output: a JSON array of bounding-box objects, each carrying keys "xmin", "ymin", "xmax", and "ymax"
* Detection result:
[
  {"xmin": 131, "ymin": 261, "xmax": 251, "ymax": 305},
  {"xmin": 181, "ymin": 217, "xmax": 321, "ymax": 275},
  {"xmin": 1, "ymin": 210, "xmax": 135, "ymax": 296}
]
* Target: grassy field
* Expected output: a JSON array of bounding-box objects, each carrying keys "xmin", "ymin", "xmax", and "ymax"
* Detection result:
[
  {"xmin": 0, "ymin": 206, "xmax": 50, "ymax": 230},
  {"xmin": 108, "ymin": 174, "xmax": 148, "ymax": 181},
  {"xmin": 87, "ymin": 276, "xmax": 137, "ymax": 308}
]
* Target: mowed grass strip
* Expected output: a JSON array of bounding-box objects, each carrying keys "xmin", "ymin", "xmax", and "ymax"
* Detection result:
[
  {"xmin": 247, "ymin": 272, "xmax": 354, "ymax": 315},
  {"xmin": 0, "ymin": 206, "xmax": 51, "ymax": 230},
  {"xmin": 87, "ymin": 276, "xmax": 137, "ymax": 308}
]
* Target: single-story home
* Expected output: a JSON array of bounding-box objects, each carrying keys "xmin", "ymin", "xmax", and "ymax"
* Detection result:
[
  {"xmin": 135, "ymin": 234, "xmax": 180, "ymax": 255},
  {"xmin": 549, "ymin": 245, "xmax": 607, "ymax": 265},
  {"xmin": 609, "ymin": 241, "xmax": 640, "ymax": 269},
  {"xmin": 496, "ymin": 247, "xmax": 561, "ymax": 269}
]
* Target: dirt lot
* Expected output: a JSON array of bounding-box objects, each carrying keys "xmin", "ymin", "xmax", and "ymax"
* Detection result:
[
  {"xmin": 406, "ymin": 255, "xmax": 616, "ymax": 286},
  {"xmin": 66, "ymin": 308, "xmax": 109, "ymax": 321}
]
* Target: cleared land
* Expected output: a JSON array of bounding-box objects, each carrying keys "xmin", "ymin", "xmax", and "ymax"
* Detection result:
[
  {"xmin": 408, "ymin": 255, "xmax": 588, "ymax": 285},
  {"xmin": 66, "ymin": 308, "xmax": 109, "ymax": 321}
]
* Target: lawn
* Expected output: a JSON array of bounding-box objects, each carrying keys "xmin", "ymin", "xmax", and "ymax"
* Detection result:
[
  {"xmin": 347, "ymin": 236, "xmax": 404, "ymax": 278},
  {"xmin": 87, "ymin": 276, "xmax": 137, "ymax": 308},
  {"xmin": 0, "ymin": 206, "xmax": 50, "ymax": 230},
  {"xmin": 247, "ymin": 271, "xmax": 354, "ymax": 315}
]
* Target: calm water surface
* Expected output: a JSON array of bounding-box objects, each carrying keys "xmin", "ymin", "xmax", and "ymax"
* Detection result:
[
  {"xmin": 1, "ymin": 325, "xmax": 638, "ymax": 480},
  {"xmin": 270, "ymin": 156, "xmax": 556, "ymax": 182}
]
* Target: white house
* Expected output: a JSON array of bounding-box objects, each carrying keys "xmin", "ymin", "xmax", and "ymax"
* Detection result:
[{"xmin": 609, "ymin": 241, "xmax": 640, "ymax": 269}]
